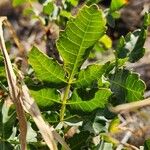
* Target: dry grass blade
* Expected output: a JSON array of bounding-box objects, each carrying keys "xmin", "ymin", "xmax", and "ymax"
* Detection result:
[
  {"xmin": 3, "ymin": 19, "xmax": 28, "ymax": 72},
  {"xmin": 0, "ymin": 16, "xmax": 70, "ymax": 150},
  {"xmin": 0, "ymin": 17, "xmax": 27, "ymax": 150},
  {"xmin": 20, "ymin": 78, "xmax": 70, "ymax": 150},
  {"xmin": 4, "ymin": 20, "xmax": 25, "ymax": 55},
  {"xmin": 109, "ymin": 97, "xmax": 150, "ymax": 113},
  {"xmin": 21, "ymin": 83, "xmax": 58, "ymax": 150}
]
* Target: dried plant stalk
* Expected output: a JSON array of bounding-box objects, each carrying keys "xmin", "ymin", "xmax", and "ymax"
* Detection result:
[
  {"xmin": 19, "ymin": 71, "xmax": 70, "ymax": 150},
  {"xmin": 0, "ymin": 16, "xmax": 70, "ymax": 150},
  {"xmin": 0, "ymin": 17, "xmax": 27, "ymax": 150},
  {"xmin": 110, "ymin": 97, "xmax": 150, "ymax": 113}
]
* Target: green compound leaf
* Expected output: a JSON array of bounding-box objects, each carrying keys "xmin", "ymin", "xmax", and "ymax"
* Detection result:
[
  {"xmin": 116, "ymin": 13, "xmax": 150, "ymax": 63},
  {"xmin": 30, "ymin": 88, "xmax": 61, "ymax": 108},
  {"xmin": 28, "ymin": 46, "xmax": 67, "ymax": 87},
  {"xmin": 74, "ymin": 64, "xmax": 106, "ymax": 88},
  {"xmin": 68, "ymin": 88, "xmax": 111, "ymax": 112},
  {"xmin": 57, "ymin": 5, "xmax": 106, "ymax": 80},
  {"xmin": 109, "ymin": 69, "xmax": 146, "ymax": 103}
]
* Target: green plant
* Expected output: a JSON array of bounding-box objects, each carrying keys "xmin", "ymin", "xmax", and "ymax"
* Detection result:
[
  {"xmin": 1, "ymin": 0, "xmax": 150, "ymax": 149},
  {"xmin": 28, "ymin": 3, "xmax": 150, "ymax": 149},
  {"xmin": 28, "ymin": 4, "xmax": 111, "ymax": 121}
]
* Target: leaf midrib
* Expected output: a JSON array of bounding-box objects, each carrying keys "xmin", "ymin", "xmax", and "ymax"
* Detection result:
[{"xmin": 68, "ymin": 12, "xmax": 94, "ymax": 83}]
